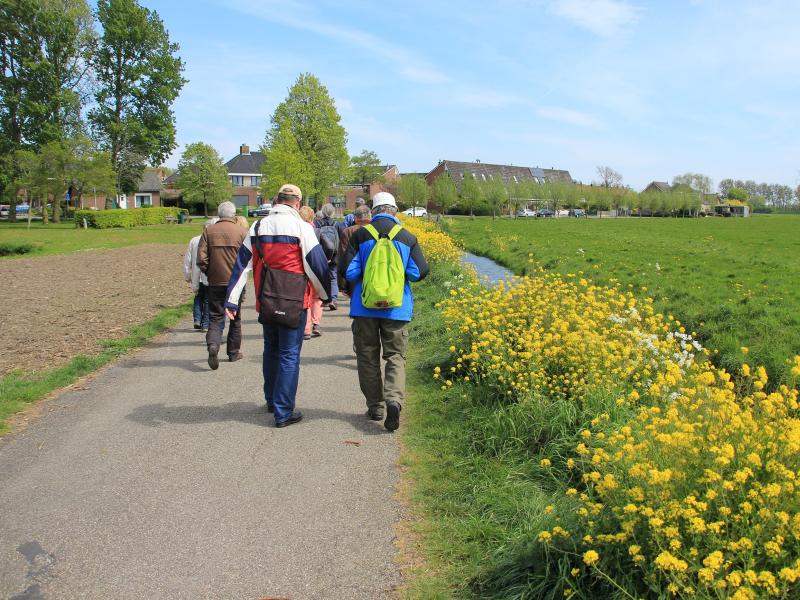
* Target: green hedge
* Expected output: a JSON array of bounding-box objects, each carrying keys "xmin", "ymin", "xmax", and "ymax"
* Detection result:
[
  {"xmin": 74, "ymin": 207, "xmax": 188, "ymax": 228},
  {"xmin": 0, "ymin": 242, "xmax": 36, "ymax": 256}
]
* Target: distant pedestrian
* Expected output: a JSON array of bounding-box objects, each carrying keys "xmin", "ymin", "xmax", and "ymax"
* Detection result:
[
  {"xmin": 183, "ymin": 234, "xmax": 209, "ymax": 331},
  {"xmin": 235, "ymin": 215, "xmax": 249, "ymax": 229},
  {"xmin": 339, "ymin": 192, "xmax": 429, "ymax": 431},
  {"xmin": 314, "ymin": 203, "xmax": 340, "ymax": 311},
  {"xmin": 225, "ymin": 184, "xmax": 331, "ymax": 428},
  {"xmin": 299, "ymin": 205, "xmax": 323, "ymax": 340},
  {"xmin": 337, "ymin": 203, "xmax": 371, "ymax": 296},
  {"xmin": 197, "ymin": 201, "xmax": 247, "ymax": 369},
  {"xmin": 340, "ymin": 197, "xmax": 366, "ymax": 231}
]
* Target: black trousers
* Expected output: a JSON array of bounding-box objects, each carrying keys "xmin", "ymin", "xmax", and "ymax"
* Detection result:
[{"xmin": 206, "ymin": 285, "xmax": 244, "ymax": 356}]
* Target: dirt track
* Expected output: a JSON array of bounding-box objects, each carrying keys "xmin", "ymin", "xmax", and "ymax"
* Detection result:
[{"xmin": 0, "ymin": 244, "xmax": 191, "ymax": 376}]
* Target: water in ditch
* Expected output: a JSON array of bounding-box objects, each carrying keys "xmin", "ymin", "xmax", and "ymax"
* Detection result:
[{"xmin": 460, "ymin": 252, "xmax": 515, "ymax": 286}]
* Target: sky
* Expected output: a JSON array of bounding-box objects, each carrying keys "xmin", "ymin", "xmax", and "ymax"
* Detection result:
[{"xmin": 146, "ymin": 0, "xmax": 800, "ymax": 191}]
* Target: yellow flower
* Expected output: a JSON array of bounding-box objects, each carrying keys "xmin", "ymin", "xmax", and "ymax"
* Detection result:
[
  {"xmin": 582, "ymin": 550, "xmax": 600, "ymax": 566},
  {"xmin": 540, "ymin": 458, "xmax": 551, "ymax": 468}
]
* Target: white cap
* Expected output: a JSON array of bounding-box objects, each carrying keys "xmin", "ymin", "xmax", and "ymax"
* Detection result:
[{"xmin": 372, "ymin": 192, "xmax": 397, "ymax": 209}]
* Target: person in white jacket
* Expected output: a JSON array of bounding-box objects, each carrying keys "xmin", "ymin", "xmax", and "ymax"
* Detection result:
[{"xmin": 183, "ymin": 234, "xmax": 209, "ymax": 331}]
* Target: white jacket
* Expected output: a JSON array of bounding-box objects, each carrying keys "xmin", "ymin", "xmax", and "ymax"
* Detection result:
[{"xmin": 183, "ymin": 235, "xmax": 208, "ymax": 290}]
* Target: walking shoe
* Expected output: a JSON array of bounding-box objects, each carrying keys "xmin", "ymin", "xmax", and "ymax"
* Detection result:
[
  {"xmin": 193, "ymin": 322, "xmax": 201, "ymax": 330},
  {"xmin": 228, "ymin": 352, "xmax": 243, "ymax": 362},
  {"xmin": 201, "ymin": 327, "xmax": 208, "ymax": 332},
  {"xmin": 207, "ymin": 344, "xmax": 220, "ymax": 370},
  {"xmin": 384, "ymin": 402, "xmax": 401, "ymax": 432},
  {"xmin": 328, "ymin": 301, "xmax": 338, "ymax": 311},
  {"xmin": 312, "ymin": 324, "xmax": 322, "ymax": 337},
  {"xmin": 367, "ymin": 408, "xmax": 384, "ymax": 421},
  {"xmin": 275, "ymin": 411, "xmax": 303, "ymax": 428},
  {"xmin": 303, "ymin": 333, "xmax": 311, "ymax": 340}
]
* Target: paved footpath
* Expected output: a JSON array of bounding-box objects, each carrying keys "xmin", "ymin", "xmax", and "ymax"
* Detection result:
[{"xmin": 0, "ymin": 294, "xmax": 402, "ymax": 600}]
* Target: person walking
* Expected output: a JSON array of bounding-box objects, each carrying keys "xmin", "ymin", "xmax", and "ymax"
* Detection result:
[
  {"xmin": 338, "ymin": 192, "xmax": 429, "ymax": 431},
  {"xmin": 225, "ymin": 184, "xmax": 331, "ymax": 428},
  {"xmin": 197, "ymin": 201, "xmax": 248, "ymax": 369},
  {"xmin": 338, "ymin": 197, "xmax": 366, "ymax": 234},
  {"xmin": 183, "ymin": 233, "xmax": 210, "ymax": 331},
  {"xmin": 299, "ymin": 205, "xmax": 323, "ymax": 340},
  {"xmin": 337, "ymin": 203, "xmax": 371, "ymax": 296},
  {"xmin": 314, "ymin": 203, "xmax": 340, "ymax": 311}
]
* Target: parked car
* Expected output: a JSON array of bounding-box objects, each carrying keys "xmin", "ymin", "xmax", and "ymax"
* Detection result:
[
  {"xmin": 249, "ymin": 203, "xmax": 272, "ymax": 217},
  {"xmin": 15, "ymin": 203, "xmax": 30, "ymax": 214},
  {"xmin": 402, "ymin": 206, "xmax": 427, "ymax": 217},
  {"xmin": 537, "ymin": 208, "xmax": 555, "ymax": 218},
  {"xmin": 517, "ymin": 208, "xmax": 536, "ymax": 217},
  {"xmin": 568, "ymin": 209, "xmax": 587, "ymax": 217},
  {"xmin": 0, "ymin": 205, "xmax": 8, "ymax": 217}
]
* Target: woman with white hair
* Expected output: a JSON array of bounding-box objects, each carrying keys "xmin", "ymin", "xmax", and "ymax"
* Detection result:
[{"xmin": 313, "ymin": 203, "xmax": 340, "ymax": 310}]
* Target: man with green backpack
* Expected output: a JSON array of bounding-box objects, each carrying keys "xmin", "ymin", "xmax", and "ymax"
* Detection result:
[{"xmin": 339, "ymin": 192, "xmax": 429, "ymax": 431}]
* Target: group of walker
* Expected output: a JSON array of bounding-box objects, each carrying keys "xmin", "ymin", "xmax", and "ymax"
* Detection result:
[{"xmin": 183, "ymin": 186, "xmax": 428, "ymax": 431}]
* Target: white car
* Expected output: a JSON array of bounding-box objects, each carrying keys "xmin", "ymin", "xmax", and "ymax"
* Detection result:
[
  {"xmin": 517, "ymin": 208, "xmax": 536, "ymax": 217},
  {"xmin": 402, "ymin": 206, "xmax": 427, "ymax": 217}
]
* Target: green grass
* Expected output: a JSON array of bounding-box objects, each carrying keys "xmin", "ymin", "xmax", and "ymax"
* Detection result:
[
  {"xmin": 0, "ymin": 221, "xmax": 205, "ymax": 258},
  {"xmin": 0, "ymin": 300, "xmax": 192, "ymax": 433},
  {"xmin": 445, "ymin": 214, "xmax": 800, "ymax": 383}
]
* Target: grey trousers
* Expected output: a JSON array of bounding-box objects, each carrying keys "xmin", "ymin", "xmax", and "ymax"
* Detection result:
[{"xmin": 351, "ymin": 317, "xmax": 409, "ymax": 410}]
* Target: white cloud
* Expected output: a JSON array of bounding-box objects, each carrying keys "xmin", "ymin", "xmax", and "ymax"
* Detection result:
[
  {"xmin": 536, "ymin": 105, "xmax": 604, "ymax": 130},
  {"xmin": 548, "ymin": 0, "xmax": 640, "ymax": 37},
  {"xmin": 451, "ymin": 90, "xmax": 523, "ymax": 108}
]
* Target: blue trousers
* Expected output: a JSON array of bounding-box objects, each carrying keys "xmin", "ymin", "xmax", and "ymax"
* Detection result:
[
  {"xmin": 193, "ymin": 283, "xmax": 209, "ymax": 328},
  {"xmin": 262, "ymin": 311, "xmax": 307, "ymax": 423}
]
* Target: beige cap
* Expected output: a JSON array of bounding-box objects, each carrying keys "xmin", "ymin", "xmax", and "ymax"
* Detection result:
[{"xmin": 278, "ymin": 183, "xmax": 302, "ymax": 199}]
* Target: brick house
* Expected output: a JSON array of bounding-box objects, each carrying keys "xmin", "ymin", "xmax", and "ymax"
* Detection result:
[
  {"xmin": 226, "ymin": 143, "xmax": 265, "ymax": 211},
  {"xmin": 330, "ymin": 165, "xmax": 399, "ymax": 215},
  {"xmin": 425, "ymin": 160, "xmax": 573, "ymax": 191}
]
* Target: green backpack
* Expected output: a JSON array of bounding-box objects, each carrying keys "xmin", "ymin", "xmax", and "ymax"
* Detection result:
[{"xmin": 361, "ymin": 223, "xmax": 405, "ymax": 309}]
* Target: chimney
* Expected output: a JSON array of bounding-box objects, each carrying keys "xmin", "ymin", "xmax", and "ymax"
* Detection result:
[{"xmin": 240, "ymin": 143, "xmax": 250, "ymax": 155}]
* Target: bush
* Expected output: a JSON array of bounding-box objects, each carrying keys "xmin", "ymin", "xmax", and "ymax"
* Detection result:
[
  {"xmin": 0, "ymin": 242, "xmax": 36, "ymax": 256},
  {"xmin": 74, "ymin": 207, "xmax": 187, "ymax": 228}
]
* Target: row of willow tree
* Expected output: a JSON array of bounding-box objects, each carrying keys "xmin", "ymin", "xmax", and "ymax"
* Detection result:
[
  {"xmin": 383, "ymin": 175, "xmax": 713, "ymax": 217},
  {"xmin": 0, "ymin": 0, "xmax": 185, "ymax": 222}
]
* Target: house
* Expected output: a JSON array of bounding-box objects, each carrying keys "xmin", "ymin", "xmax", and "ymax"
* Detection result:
[
  {"xmin": 226, "ymin": 144, "xmax": 266, "ymax": 210},
  {"xmin": 331, "ymin": 165, "xmax": 399, "ymax": 214},
  {"xmin": 714, "ymin": 202, "xmax": 750, "ymax": 217},
  {"xmin": 425, "ymin": 160, "xmax": 573, "ymax": 192},
  {"xmin": 641, "ymin": 181, "xmax": 672, "ymax": 194},
  {"xmin": 120, "ymin": 169, "xmax": 164, "ymax": 209}
]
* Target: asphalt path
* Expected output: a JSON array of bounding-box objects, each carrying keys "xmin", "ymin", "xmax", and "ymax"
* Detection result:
[{"xmin": 0, "ymin": 293, "xmax": 402, "ymax": 599}]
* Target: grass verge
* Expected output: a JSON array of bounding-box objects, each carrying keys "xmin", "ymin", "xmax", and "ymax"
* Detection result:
[{"xmin": 0, "ymin": 300, "xmax": 192, "ymax": 433}]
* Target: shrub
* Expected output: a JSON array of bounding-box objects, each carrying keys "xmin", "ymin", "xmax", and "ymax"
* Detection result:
[
  {"xmin": 74, "ymin": 207, "xmax": 188, "ymax": 228},
  {"xmin": 0, "ymin": 242, "xmax": 36, "ymax": 256}
]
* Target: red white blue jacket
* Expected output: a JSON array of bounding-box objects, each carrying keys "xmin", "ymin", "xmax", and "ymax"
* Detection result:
[{"xmin": 225, "ymin": 204, "xmax": 331, "ymax": 312}]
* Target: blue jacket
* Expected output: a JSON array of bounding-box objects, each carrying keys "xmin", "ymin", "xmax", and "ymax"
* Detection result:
[{"xmin": 339, "ymin": 214, "xmax": 429, "ymax": 321}]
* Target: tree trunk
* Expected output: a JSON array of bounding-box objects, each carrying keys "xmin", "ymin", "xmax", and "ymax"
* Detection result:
[
  {"xmin": 52, "ymin": 194, "xmax": 61, "ymax": 223},
  {"xmin": 8, "ymin": 199, "xmax": 17, "ymax": 223},
  {"xmin": 41, "ymin": 196, "xmax": 49, "ymax": 225}
]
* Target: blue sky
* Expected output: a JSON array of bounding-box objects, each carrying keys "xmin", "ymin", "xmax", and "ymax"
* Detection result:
[{"xmin": 149, "ymin": 0, "xmax": 800, "ymax": 190}]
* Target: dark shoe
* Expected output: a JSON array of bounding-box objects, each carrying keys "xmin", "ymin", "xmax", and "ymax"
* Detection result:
[
  {"xmin": 193, "ymin": 322, "xmax": 201, "ymax": 330},
  {"xmin": 328, "ymin": 301, "xmax": 338, "ymax": 311},
  {"xmin": 229, "ymin": 352, "xmax": 243, "ymax": 362},
  {"xmin": 276, "ymin": 411, "xmax": 303, "ymax": 428},
  {"xmin": 367, "ymin": 408, "xmax": 384, "ymax": 421},
  {"xmin": 266, "ymin": 404, "xmax": 275, "ymax": 413},
  {"xmin": 384, "ymin": 402, "xmax": 401, "ymax": 432},
  {"xmin": 303, "ymin": 333, "xmax": 311, "ymax": 340},
  {"xmin": 207, "ymin": 344, "xmax": 219, "ymax": 370},
  {"xmin": 312, "ymin": 324, "xmax": 322, "ymax": 337}
]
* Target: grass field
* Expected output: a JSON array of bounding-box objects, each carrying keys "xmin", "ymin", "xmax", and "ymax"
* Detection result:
[
  {"xmin": 445, "ymin": 214, "xmax": 800, "ymax": 383},
  {"xmin": 0, "ymin": 221, "xmax": 205, "ymax": 258}
]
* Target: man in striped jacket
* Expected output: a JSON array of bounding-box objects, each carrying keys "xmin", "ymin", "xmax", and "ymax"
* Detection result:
[{"xmin": 224, "ymin": 184, "xmax": 331, "ymax": 428}]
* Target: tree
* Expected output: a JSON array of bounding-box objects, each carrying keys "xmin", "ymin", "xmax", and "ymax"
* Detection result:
[
  {"xmin": 727, "ymin": 187, "xmax": 748, "ymax": 202},
  {"xmin": 261, "ymin": 118, "xmax": 310, "ymax": 201},
  {"xmin": 460, "ymin": 173, "xmax": 483, "ymax": 217},
  {"xmin": 431, "ymin": 174, "xmax": 457, "ymax": 215},
  {"xmin": 595, "ymin": 165, "xmax": 623, "ymax": 188},
  {"xmin": 266, "ymin": 73, "xmax": 348, "ymax": 204},
  {"xmin": 90, "ymin": 0, "xmax": 186, "ymax": 196},
  {"xmin": 396, "ymin": 175, "xmax": 430, "ymax": 209},
  {"xmin": 63, "ymin": 135, "xmax": 115, "ymax": 209},
  {"xmin": 672, "ymin": 172, "xmax": 713, "ymax": 193},
  {"xmin": 481, "ymin": 177, "xmax": 507, "ymax": 218},
  {"xmin": 176, "ymin": 142, "xmax": 232, "ymax": 217},
  {"xmin": 349, "ymin": 149, "xmax": 383, "ymax": 186}
]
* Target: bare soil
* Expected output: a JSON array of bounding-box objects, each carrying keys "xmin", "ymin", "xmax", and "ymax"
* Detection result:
[{"xmin": 0, "ymin": 244, "xmax": 191, "ymax": 376}]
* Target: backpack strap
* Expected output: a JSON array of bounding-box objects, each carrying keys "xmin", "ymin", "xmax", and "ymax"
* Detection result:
[
  {"xmin": 387, "ymin": 224, "xmax": 402, "ymax": 240},
  {"xmin": 363, "ymin": 223, "xmax": 402, "ymax": 240}
]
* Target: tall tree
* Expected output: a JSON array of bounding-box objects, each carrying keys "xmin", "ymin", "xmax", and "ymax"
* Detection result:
[
  {"xmin": 460, "ymin": 173, "xmax": 483, "ymax": 217},
  {"xmin": 396, "ymin": 175, "xmax": 430, "ymax": 209},
  {"xmin": 63, "ymin": 135, "xmax": 115, "ymax": 209},
  {"xmin": 672, "ymin": 172, "xmax": 713, "ymax": 193},
  {"xmin": 431, "ymin": 174, "xmax": 457, "ymax": 215},
  {"xmin": 481, "ymin": 177, "xmax": 507, "ymax": 218},
  {"xmin": 595, "ymin": 165, "xmax": 623, "ymax": 188},
  {"xmin": 176, "ymin": 142, "xmax": 231, "ymax": 217},
  {"xmin": 261, "ymin": 118, "xmax": 310, "ymax": 201},
  {"xmin": 266, "ymin": 73, "xmax": 348, "ymax": 203},
  {"xmin": 90, "ymin": 0, "xmax": 185, "ymax": 197},
  {"xmin": 349, "ymin": 149, "xmax": 384, "ymax": 186}
]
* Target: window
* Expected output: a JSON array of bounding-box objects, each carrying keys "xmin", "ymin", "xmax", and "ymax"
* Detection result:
[
  {"xmin": 134, "ymin": 194, "xmax": 152, "ymax": 208},
  {"xmin": 250, "ymin": 176, "xmax": 261, "ymax": 186},
  {"xmin": 231, "ymin": 175, "xmax": 244, "ymax": 186}
]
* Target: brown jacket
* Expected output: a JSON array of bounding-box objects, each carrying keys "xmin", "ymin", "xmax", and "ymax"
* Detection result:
[
  {"xmin": 197, "ymin": 217, "xmax": 248, "ymax": 286},
  {"xmin": 337, "ymin": 223, "xmax": 363, "ymax": 295}
]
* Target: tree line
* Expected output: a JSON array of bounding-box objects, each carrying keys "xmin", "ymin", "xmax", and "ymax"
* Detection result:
[{"xmin": 0, "ymin": 0, "xmax": 185, "ymax": 222}]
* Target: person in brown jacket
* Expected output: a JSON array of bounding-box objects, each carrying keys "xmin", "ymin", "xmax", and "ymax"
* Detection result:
[
  {"xmin": 337, "ymin": 204, "xmax": 372, "ymax": 296},
  {"xmin": 197, "ymin": 201, "xmax": 248, "ymax": 369}
]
